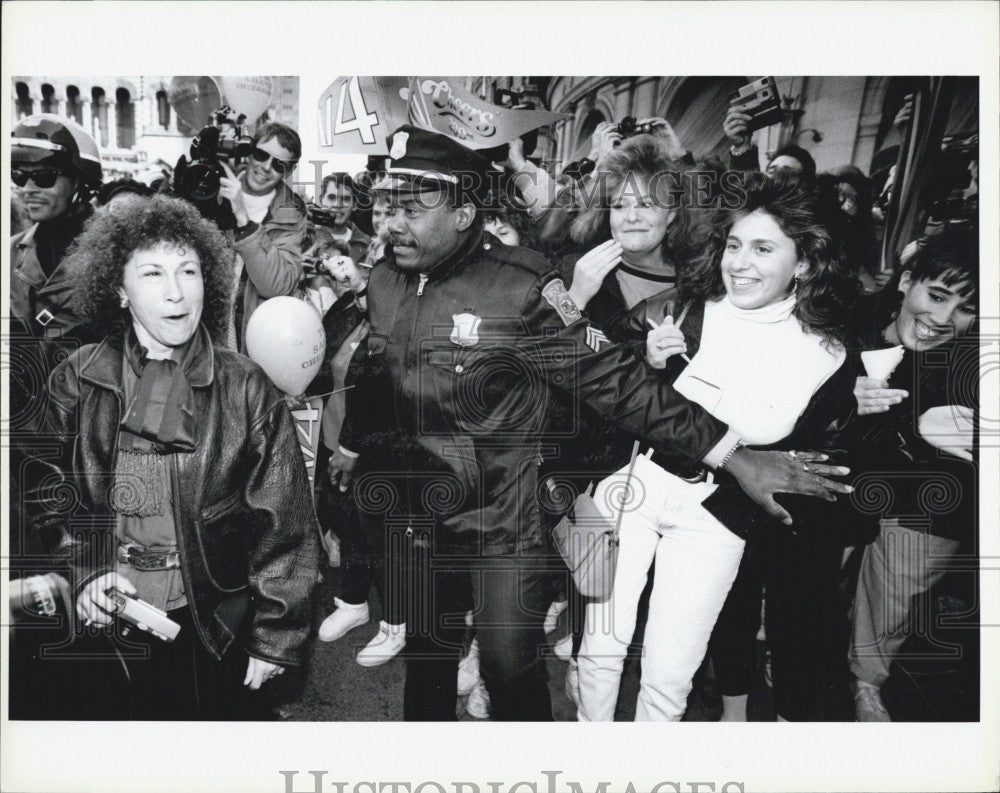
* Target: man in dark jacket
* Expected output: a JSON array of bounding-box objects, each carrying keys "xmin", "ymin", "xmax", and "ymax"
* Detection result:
[
  {"xmin": 10, "ymin": 115, "xmax": 103, "ymax": 376},
  {"xmin": 10, "ymin": 115, "xmax": 103, "ymax": 566},
  {"xmin": 329, "ymin": 126, "xmax": 852, "ymax": 721}
]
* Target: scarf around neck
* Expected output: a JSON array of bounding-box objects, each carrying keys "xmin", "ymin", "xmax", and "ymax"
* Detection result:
[{"xmin": 110, "ymin": 327, "xmax": 203, "ymax": 517}]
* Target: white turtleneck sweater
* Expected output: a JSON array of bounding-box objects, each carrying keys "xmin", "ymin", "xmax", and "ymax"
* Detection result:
[{"xmin": 674, "ymin": 295, "xmax": 845, "ymax": 446}]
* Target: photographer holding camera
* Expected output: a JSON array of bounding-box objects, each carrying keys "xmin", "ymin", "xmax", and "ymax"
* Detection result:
[
  {"xmin": 176, "ymin": 116, "xmax": 308, "ymax": 351},
  {"xmin": 309, "ymin": 172, "xmax": 371, "ymax": 264},
  {"xmin": 220, "ymin": 122, "xmax": 308, "ymax": 351}
]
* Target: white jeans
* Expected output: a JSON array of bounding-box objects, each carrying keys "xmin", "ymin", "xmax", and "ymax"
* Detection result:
[{"xmin": 576, "ymin": 455, "xmax": 745, "ymax": 721}]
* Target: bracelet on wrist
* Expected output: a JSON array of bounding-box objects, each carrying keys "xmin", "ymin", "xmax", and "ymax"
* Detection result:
[{"xmin": 718, "ymin": 442, "xmax": 744, "ymax": 471}]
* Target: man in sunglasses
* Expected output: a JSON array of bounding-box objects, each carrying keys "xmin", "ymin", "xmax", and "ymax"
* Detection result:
[
  {"xmin": 216, "ymin": 121, "xmax": 309, "ymax": 350},
  {"xmin": 11, "ymin": 114, "xmax": 103, "ymax": 354}
]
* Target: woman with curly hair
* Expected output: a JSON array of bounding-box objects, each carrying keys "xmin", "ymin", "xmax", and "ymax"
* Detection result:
[
  {"xmin": 576, "ymin": 172, "xmax": 859, "ymax": 721},
  {"xmin": 30, "ymin": 195, "xmax": 319, "ymax": 719}
]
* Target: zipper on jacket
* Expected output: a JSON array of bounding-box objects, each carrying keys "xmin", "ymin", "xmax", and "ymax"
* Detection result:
[{"xmin": 417, "ymin": 273, "xmax": 428, "ymax": 296}]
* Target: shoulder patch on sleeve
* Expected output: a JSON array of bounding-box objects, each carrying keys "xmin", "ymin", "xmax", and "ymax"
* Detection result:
[{"xmin": 541, "ymin": 278, "xmax": 583, "ymax": 327}]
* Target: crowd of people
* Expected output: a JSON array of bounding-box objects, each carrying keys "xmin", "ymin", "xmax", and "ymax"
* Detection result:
[{"xmin": 8, "ymin": 85, "xmax": 980, "ymax": 724}]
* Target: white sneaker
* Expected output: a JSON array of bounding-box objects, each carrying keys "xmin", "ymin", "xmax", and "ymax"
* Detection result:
[
  {"xmin": 544, "ymin": 599, "xmax": 569, "ymax": 634},
  {"xmin": 457, "ymin": 638, "xmax": 481, "ymax": 696},
  {"xmin": 356, "ymin": 621, "xmax": 406, "ymax": 667},
  {"xmin": 853, "ymin": 679, "xmax": 891, "ymax": 722},
  {"xmin": 318, "ymin": 598, "xmax": 370, "ymax": 642},
  {"xmin": 466, "ymin": 680, "xmax": 491, "ymax": 719},
  {"xmin": 564, "ymin": 659, "xmax": 581, "ymax": 709},
  {"xmin": 553, "ymin": 633, "xmax": 573, "ymax": 662}
]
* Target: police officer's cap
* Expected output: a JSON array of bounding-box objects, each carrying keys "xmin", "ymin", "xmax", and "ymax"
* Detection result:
[{"xmin": 374, "ymin": 125, "xmax": 492, "ymax": 205}]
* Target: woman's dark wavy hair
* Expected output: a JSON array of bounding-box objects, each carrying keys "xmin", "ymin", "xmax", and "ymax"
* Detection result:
[
  {"xmin": 569, "ymin": 135, "xmax": 707, "ymax": 269},
  {"xmin": 67, "ymin": 195, "xmax": 235, "ymax": 343},
  {"xmin": 867, "ymin": 225, "xmax": 979, "ymax": 342},
  {"xmin": 678, "ymin": 171, "xmax": 859, "ymax": 348}
]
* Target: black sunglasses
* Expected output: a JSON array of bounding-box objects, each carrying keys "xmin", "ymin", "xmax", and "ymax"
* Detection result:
[
  {"xmin": 12, "ymin": 168, "xmax": 66, "ymax": 189},
  {"xmin": 250, "ymin": 148, "xmax": 295, "ymax": 175}
]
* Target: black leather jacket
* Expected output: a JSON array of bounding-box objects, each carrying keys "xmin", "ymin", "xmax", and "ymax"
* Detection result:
[
  {"xmin": 340, "ymin": 230, "xmax": 729, "ymax": 555},
  {"xmin": 29, "ymin": 329, "xmax": 319, "ymax": 666}
]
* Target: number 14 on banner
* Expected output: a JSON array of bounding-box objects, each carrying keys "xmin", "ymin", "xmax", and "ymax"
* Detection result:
[{"xmin": 318, "ymin": 76, "xmax": 409, "ymax": 154}]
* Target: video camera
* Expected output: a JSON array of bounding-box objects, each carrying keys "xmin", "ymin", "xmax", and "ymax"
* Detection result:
[
  {"xmin": 179, "ymin": 105, "xmax": 255, "ymax": 202},
  {"xmin": 614, "ymin": 116, "xmax": 656, "ymax": 139}
]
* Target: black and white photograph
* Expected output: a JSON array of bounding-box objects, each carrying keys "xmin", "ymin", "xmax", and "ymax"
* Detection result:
[{"xmin": 2, "ymin": 3, "xmax": 998, "ymax": 793}]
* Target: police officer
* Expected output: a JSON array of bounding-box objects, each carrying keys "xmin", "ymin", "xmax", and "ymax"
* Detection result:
[
  {"xmin": 9, "ymin": 114, "xmax": 104, "ymax": 712},
  {"xmin": 330, "ymin": 126, "xmax": 851, "ymax": 721},
  {"xmin": 11, "ymin": 114, "xmax": 103, "ymax": 354}
]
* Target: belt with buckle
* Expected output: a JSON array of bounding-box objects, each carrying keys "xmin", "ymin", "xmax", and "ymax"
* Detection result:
[{"xmin": 117, "ymin": 543, "xmax": 180, "ymax": 571}]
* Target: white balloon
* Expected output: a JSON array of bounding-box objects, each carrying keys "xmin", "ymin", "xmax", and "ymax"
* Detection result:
[
  {"xmin": 220, "ymin": 76, "xmax": 274, "ymax": 123},
  {"xmin": 245, "ymin": 297, "xmax": 325, "ymax": 396}
]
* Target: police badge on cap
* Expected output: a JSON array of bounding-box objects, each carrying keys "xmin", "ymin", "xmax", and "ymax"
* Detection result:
[{"xmin": 374, "ymin": 125, "xmax": 494, "ymax": 205}]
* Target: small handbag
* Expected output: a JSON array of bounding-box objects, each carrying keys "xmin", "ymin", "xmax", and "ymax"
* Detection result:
[{"xmin": 551, "ymin": 440, "xmax": 640, "ymax": 600}]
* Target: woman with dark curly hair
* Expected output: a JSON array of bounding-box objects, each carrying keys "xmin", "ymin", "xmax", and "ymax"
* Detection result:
[
  {"xmin": 576, "ymin": 172, "xmax": 859, "ymax": 721},
  {"xmin": 30, "ymin": 195, "xmax": 319, "ymax": 719}
]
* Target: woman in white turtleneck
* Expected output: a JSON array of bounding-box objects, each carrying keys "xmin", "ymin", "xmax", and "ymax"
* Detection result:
[{"xmin": 576, "ymin": 172, "xmax": 859, "ymax": 722}]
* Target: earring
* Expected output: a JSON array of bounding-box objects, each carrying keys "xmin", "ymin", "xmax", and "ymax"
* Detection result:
[{"xmin": 120, "ymin": 295, "xmax": 129, "ymax": 309}]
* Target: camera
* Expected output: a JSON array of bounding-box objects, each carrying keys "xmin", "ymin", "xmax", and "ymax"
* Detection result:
[
  {"xmin": 728, "ymin": 77, "xmax": 783, "ymax": 135},
  {"xmin": 306, "ymin": 203, "xmax": 341, "ymax": 228},
  {"xmin": 179, "ymin": 106, "xmax": 254, "ymax": 202},
  {"xmin": 108, "ymin": 587, "xmax": 181, "ymax": 642},
  {"xmin": 480, "ymin": 88, "xmax": 540, "ymax": 163},
  {"xmin": 614, "ymin": 116, "xmax": 656, "ymax": 139}
]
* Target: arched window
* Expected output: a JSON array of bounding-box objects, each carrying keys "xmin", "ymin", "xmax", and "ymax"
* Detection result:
[
  {"xmin": 66, "ymin": 85, "xmax": 83, "ymax": 124},
  {"xmin": 116, "ymin": 87, "xmax": 135, "ymax": 149},
  {"xmin": 156, "ymin": 90, "xmax": 171, "ymax": 129},
  {"xmin": 41, "ymin": 83, "xmax": 57, "ymax": 114},
  {"xmin": 91, "ymin": 86, "xmax": 108, "ymax": 147},
  {"xmin": 15, "ymin": 82, "xmax": 33, "ymax": 118}
]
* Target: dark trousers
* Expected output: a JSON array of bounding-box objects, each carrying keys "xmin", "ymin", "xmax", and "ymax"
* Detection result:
[
  {"xmin": 10, "ymin": 607, "xmax": 270, "ymax": 720},
  {"xmin": 763, "ymin": 523, "xmax": 849, "ymax": 721},
  {"xmin": 317, "ymin": 450, "xmax": 404, "ymax": 624},
  {"xmin": 403, "ymin": 539, "xmax": 555, "ymax": 721},
  {"xmin": 709, "ymin": 529, "xmax": 764, "ymax": 696}
]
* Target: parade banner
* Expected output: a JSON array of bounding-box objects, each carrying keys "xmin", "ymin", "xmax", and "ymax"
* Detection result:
[
  {"xmin": 317, "ymin": 76, "xmax": 410, "ymax": 154},
  {"xmin": 406, "ymin": 77, "xmax": 568, "ymax": 150}
]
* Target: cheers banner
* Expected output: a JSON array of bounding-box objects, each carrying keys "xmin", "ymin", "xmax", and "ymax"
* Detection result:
[
  {"xmin": 318, "ymin": 77, "xmax": 568, "ymax": 154},
  {"xmin": 407, "ymin": 77, "xmax": 568, "ymax": 150}
]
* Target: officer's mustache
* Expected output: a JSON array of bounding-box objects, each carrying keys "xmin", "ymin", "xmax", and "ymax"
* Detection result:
[{"xmin": 389, "ymin": 235, "xmax": 416, "ymax": 248}]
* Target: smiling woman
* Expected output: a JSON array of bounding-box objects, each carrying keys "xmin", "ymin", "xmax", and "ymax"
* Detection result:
[
  {"xmin": 575, "ymin": 172, "xmax": 861, "ymax": 723},
  {"xmin": 26, "ymin": 195, "xmax": 320, "ymax": 720}
]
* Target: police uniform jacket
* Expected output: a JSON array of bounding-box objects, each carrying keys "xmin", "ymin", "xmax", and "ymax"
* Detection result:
[{"xmin": 339, "ymin": 229, "xmax": 730, "ymax": 556}]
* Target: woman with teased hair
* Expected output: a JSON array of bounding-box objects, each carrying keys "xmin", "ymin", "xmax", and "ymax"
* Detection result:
[
  {"xmin": 576, "ymin": 171, "xmax": 859, "ymax": 721},
  {"xmin": 563, "ymin": 134, "xmax": 705, "ymax": 321},
  {"xmin": 31, "ymin": 195, "xmax": 318, "ymax": 719}
]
